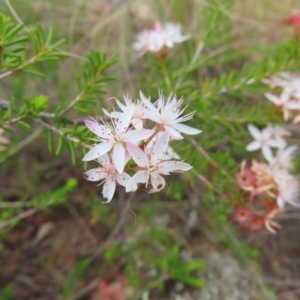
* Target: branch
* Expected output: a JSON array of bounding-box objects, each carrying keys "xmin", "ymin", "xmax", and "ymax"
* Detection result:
[{"xmin": 34, "ymin": 119, "xmax": 91, "ymax": 149}]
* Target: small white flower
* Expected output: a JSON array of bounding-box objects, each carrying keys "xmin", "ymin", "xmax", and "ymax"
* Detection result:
[
  {"xmin": 246, "ymin": 124, "xmax": 286, "ymax": 162},
  {"xmin": 141, "ymin": 91, "xmax": 201, "ymax": 140},
  {"xmin": 271, "ymin": 145, "xmax": 298, "ymax": 169},
  {"xmin": 82, "ymin": 107, "xmax": 154, "ymax": 174},
  {"xmin": 133, "ymin": 22, "xmax": 190, "ymax": 54},
  {"xmin": 273, "ymin": 169, "xmax": 300, "ymax": 208},
  {"xmin": 126, "ymin": 132, "xmax": 192, "ymax": 193},
  {"xmin": 265, "ymin": 91, "xmax": 300, "ymax": 121},
  {"xmin": 84, "ymin": 154, "xmax": 131, "ymax": 203}
]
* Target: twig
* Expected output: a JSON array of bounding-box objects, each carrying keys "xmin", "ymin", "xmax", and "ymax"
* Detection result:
[
  {"xmin": 0, "ymin": 202, "xmax": 38, "ymax": 208},
  {"xmin": 0, "ymin": 128, "xmax": 42, "ymax": 164},
  {"xmin": 34, "ymin": 119, "xmax": 91, "ymax": 149},
  {"xmin": 0, "ymin": 200, "xmax": 54, "ymax": 229}
]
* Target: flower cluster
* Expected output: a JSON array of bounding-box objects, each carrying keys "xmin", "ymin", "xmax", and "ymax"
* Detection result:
[
  {"xmin": 96, "ymin": 278, "xmax": 133, "ymax": 300},
  {"xmin": 83, "ymin": 91, "xmax": 201, "ymax": 202},
  {"xmin": 233, "ymin": 124, "xmax": 300, "ymax": 233},
  {"xmin": 133, "ymin": 22, "xmax": 190, "ymax": 55},
  {"xmin": 263, "ymin": 72, "xmax": 300, "ymax": 123}
]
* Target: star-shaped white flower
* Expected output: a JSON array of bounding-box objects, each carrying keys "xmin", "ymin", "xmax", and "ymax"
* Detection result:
[
  {"xmin": 270, "ymin": 145, "xmax": 298, "ymax": 170},
  {"xmin": 265, "ymin": 91, "xmax": 300, "ymax": 121},
  {"xmin": 141, "ymin": 91, "xmax": 201, "ymax": 140},
  {"xmin": 246, "ymin": 124, "xmax": 286, "ymax": 162},
  {"xmin": 84, "ymin": 154, "xmax": 131, "ymax": 203},
  {"xmin": 272, "ymin": 169, "xmax": 300, "ymax": 208},
  {"xmin": 125, "ymin": 131, "xmax": 192, "ymax": 193},
  {"xmin": 82, "ymin": 107, "xmax": 154, "ymax": 174}
]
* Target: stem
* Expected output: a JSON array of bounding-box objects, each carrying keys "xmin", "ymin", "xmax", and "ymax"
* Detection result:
[{"xmin": 158, "ymin": 55, "xmax": 171, "ymax": 87}]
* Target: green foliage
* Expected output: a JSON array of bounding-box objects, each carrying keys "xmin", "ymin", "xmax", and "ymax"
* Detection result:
[
  {"xmin": 0, "ymin": 284, "xmax": 14, "ymax": 300},
  {"xmin": 62, "ymin": 258, "xmax": 91, "ymax": 299}
]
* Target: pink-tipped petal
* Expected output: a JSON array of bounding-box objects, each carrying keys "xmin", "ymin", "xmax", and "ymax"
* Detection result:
[
  {"xmin": 84, "ymin": 120, "xmax": 110, "ymax": 138},
  {"xmin": 82, "ymin": 142, "xmax": 113, "ymax": 161},
  {"xmin": 113, "ymin": 143, "xmax": 126, "ymax": 174},
  {"xmin": 127, "ymin": 142, "xmax": 148, "ymax": 167}
]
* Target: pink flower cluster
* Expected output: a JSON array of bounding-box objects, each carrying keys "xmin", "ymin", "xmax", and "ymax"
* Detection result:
[
  {"xmin": 263, "ymin": 72, "xmax": 300, "ymax": 123},
  {"xmin": 97, "ymin": 278, "xmax": 133, "ymax": 300},
  {"xmin": 234, "ymin": 124, "xmax": 300, "ymax": 233},
  {"xmin": 83, "ymin": 91, "xmax": 201, "ymax": 202}
]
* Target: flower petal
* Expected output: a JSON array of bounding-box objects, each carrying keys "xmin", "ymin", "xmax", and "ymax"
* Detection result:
[
  {"xmin": 246, "ymin": 141, "xmax": 260, "ymax": 151},
  {"xmin": 150, "ymin": 131, "xmax": 171, "ymax": 165},
  {"xmin": 126, "ymin": 170, "xmax": 148, "ymax": 192},
  {"xmin": 165, "ymin": 126, "xmax": 183, "ymax": 140},
  {"xmin": 127, "ymin": 142, "xmax": 148, "ymax": 167},
  {"xmin": 113, "ymin": 143, "xmax": 126, "ymax": 174},
  {"xmin": 149, "ymin": 174, "xmax": 166, "ymax": 193},
  {"xmin": 82, "ymin": 142, "xmax": 113, "ymax": 161},
  {"xmin": 172, "ymin": 123, "xmax": 202, "ymax": 135},
  {"xmin": 102, "ymin": 178, "xmax": 116, "ymax": 203},
  {"xmin": 158, "ymin": 161, "xmax": 192, "ymax": 174},
  {"xmin": 247, "ymin": 124, "xmax": 261, "ymax": 139},
  {"xmin": 124, "ymin": 129, "xmax": 154, "ymax": 142},
  {"xmin": 262, "ymin": 145, "xmax": 273, "ymax": 162},
  {"xmin": 84, "ymin": 168, "xmax": 105, "ymax": 181},
  {"xmin": 115, "ymin": 106, "xmax": 134, "ymax": 134},
  {"xmin": 116, "ymin": 172, "xmax": 131, "ymax": 187},
  {"xmin": 84, "ymin": 120, "xmax": 110, "ymax": 138}
]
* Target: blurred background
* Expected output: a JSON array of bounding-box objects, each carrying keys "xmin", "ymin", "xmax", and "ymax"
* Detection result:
[{"xmin": 1, "ymin": 0, "xmax": 300, "ymax": 299}]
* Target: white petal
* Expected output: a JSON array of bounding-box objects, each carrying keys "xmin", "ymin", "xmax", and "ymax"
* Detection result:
[
  {"xmin": 149, "ymin": 174, "xmax": 166, "ymax": 193},
  {"xmin": 264, "ymin": 93, "xmax": 280, "ymax": 105},
  {"xmin": 159, "ymin": 161, "xmax": 192, "ymax": 174},
  {"xmin": 102, "ymin": 178, "xmax": 116, "ymax": 203},
  {"xmin": 96, "ymin": 153, "xmax": 110, "ymax": 166},
  {"xmin": 126, "ymin": 170, "xmax": 148, "ymax": 192},
  {"xmin": 84, "ymin": 168, "xmax": 105, "ymax": 181},
  {"xmin": 112, "ymin": 143, "xmax": 126, "ymax": 174},
  {"xmin": 165, "ymin": 126, "xmax": 184, "ymax": 140},
  {"xmin": 172, "ymin": 123, "xmax": 201, "ymax": 135},
  {"xmin": 131, "ymin": 118, "xmax": 144, "ymax": 130},
  {"xmin": 246, "ymin": 141, "xmax": 260, "ymax": 151},
  {"xmin": 127, "ymin": 142, "xmax": 148, "ymax": 167},
  {"xmin": 247, "ymin": 124, "xmax": 261, "ymax": 139},
  {"xmin": 82, "ymin": 142, "xmax": 113, "ymax": 161},
  {"xmin": 84, "ymin": 120, "xmax": 110, "ymax": 138},
  {"xmin": 262, "ymin": 146, "xmax": 273, "ymax": 162},
  {"xmin": 116, "ymin": 172, "xmax": 131, "ymax": 187},
  {"xmin": 124, "ymin": 129, "xmax": 154, "ymax": 142},
  {"xmin": 115, "ymin": 107, "xmax": 134, "ymax": 134},
  {"xmin": 115, "ymin": 98, "xmax": 128, "ymax": 112},
  {"xmin": 143, "ymin": 108, "xmax": 161, "ymax": 123},
  {"xmin": 269, "ymin": 138, "xmax": 286, "ymax": 149},
  {"xmin": 150, "ymin": 131, "xmax": 170, "ymax": 165}
]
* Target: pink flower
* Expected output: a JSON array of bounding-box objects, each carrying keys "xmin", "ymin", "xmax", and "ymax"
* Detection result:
[
  {"xmin": 246, "ymin": 124, "xmax": 286, "ymax": 162},
  {"xmin": 141, "ymin": 91, "xmax": 201, "ymax": 140},
  {"xmin": 283, "ymin": 11, "xmax": 300, "ymax": 28},
  {"xmin": 126, "ymin": 132, "xmax": 192, "ymax": 193},
  {"xmin": 82, "ymin": 107, "xmax": 154, "ymax": 174},
  {"xmin": 84, "ymin": 154, "xmax": 131, "ymax": 202}
]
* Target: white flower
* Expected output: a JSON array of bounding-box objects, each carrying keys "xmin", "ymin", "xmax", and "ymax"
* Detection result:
[
  {"xmin": 84, "ymin": 154, "xmax": 131, "ymax": 203},
  {"xmin": 82, "ymin": 107, "xmax": 154, "ymax": 174},
  {"xmin": 246, "ymin": 124, "xmax": 286, "ymax": 162},
  {"xmin": 265, "ymin": 91, "xmax": 300, "ymax": 121},
  {"xmin": 133, "ymin": 22, "xmax": 190, "ymax": 54},
  {"xmin": 273, "ymin": 169, "xmax": 300, "ymax": 208},
  {"xmin": 103, "ymin": 95, "xmax": 147, "ymax": 130},
  {"xmin": 125, "ymin": 132, "xmax": 192, "ymax": 193},
  {"xmin": 271, "ymin": 145, "xmax": 298, "ymax": 170},
  {"xmin": 141, "ymin": 91, "xmax": 201, "ymax": 140}
]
